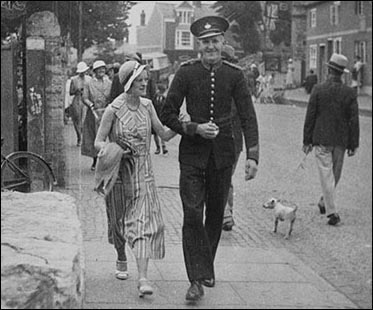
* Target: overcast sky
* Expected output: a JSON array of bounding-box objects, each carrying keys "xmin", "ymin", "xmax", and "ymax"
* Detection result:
[{"xmin": 128, "ymin": 1, "xmax": 215, "ymax": 44}]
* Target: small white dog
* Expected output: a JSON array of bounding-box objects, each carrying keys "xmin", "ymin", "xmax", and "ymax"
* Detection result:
[{"xmin": 262, "ymin": 198, "xmax": 297, "ymax": 239}]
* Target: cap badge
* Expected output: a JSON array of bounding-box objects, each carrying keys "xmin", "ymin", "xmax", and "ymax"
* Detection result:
[{"xmin": 204, "ymin": 23, "xmax": 211, "ymax": 29}]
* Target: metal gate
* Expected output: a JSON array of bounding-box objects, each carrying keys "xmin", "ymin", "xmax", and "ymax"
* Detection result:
[{"xmin": 1, "ymin": 43, "xmax": 19, "ymax": 156}]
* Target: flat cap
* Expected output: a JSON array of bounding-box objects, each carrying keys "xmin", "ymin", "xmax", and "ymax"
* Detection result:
[{"xmin": 190, "ymin": 15, "xmax": 229, "ymax": 39}]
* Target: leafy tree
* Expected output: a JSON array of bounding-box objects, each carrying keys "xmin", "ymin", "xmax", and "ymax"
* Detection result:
[
  {"xmin": 1, "ymin": 1, "xmax": 135, "ymax": 51},
  {"xmin": 213, "ymin": 1, "xmax": 263, "ymax": 54}
]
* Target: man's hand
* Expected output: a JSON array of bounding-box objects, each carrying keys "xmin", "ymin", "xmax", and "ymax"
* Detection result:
[
  {"xmin": 196, "ymin": 122, "xmax": 219, "ymax": 139},
  {"xmin": 245, "ymin": 159, "xmax": 258, "ymax": 181},
  {"xmin": 347, "ymin": 148, "xmax": 358, "ymax": 157},
  {"xmin": 302, "ymin": 144, "xmax": 313, "ymax": 154}
]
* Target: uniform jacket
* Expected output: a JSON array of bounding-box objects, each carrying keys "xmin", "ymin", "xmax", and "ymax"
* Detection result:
[
  {"xmin": 303, "ymin": 75, "xmax": 359, "ymax": 150},
  {"xmin": 161, "ymin": 59, "xmax": 259, "ymax": 169}
]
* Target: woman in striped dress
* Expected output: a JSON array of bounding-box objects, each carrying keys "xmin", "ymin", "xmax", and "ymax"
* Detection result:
[{"xmin": 94, "ymin": 61, "xmax": 177, "ymax": 297}]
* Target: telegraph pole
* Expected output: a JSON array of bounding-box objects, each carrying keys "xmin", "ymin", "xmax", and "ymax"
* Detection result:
[{"xmin": 78, "ymin": 1, "xmax": 83, "ymax": 61}]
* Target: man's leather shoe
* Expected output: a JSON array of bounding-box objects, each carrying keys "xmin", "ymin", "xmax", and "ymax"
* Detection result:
[
  {"xmin": 185, "ymin": 281, "xmax": 204, "ymax": 301},
  {"xmin": 222, "ymin": 222, "xmax": 234, "ymax": 231},
  {"xmin": 201, "ymin": 277, "xmax": 215, "ymax": 287},
  {"xmin": 327, "ymin": 213, "xmax": 340, "ymax": 225}
]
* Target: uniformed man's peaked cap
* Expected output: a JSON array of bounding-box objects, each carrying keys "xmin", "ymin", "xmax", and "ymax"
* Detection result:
[{"xmin": 190, "ymin": 15, "xmax": 229, "ymax": 39}]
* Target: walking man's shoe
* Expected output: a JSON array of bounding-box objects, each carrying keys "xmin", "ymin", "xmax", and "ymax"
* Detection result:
[
  {"xmin": 327, "ymin": 213, "xmax": 341, "ymax": 225},
  {"xmin": 162, "ymin": 147, "xmax": 168, "ymax": 155},
  {"xmin": 318, "ymin": 197, "xmax": 326, "ymax": 214},
  {"xmin": 185, "ymin": 280, "xmax": 204, "ymax": 301},
  {"xmin": 201, "ymin": 277, "xmax": 215, "ymax": 287},
  {"xmin": 154, "ymin": 148, "xmax": 160, "ymax": 155}
]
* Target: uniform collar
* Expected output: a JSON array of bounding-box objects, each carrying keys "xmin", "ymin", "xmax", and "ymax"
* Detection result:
[{"xmin": 201, "ymin": 58, "xmax": 223, "ymax": 71}]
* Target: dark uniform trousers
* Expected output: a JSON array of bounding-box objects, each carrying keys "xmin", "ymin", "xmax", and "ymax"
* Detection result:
[{"xmin": 180, "ymin": 155, "xmax": 232, "ymax": 282}]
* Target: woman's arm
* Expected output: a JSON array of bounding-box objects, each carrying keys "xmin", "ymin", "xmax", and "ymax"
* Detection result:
[
  {"xmin": 82, "ymin": 84, "xmax": 95, "ymax": 109},
  {"xmin": 94, "ymin": 107, "xmax": 115, "ymax": 151},
  {"xmin": 149, "ymin": 101, "xmax": 177, "ymax": 141}
]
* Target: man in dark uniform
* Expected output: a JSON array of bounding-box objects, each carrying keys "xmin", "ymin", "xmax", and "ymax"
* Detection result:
[
  {"xmin": 161, "ymin": 15, "xmax": 259, "ymax": 301},
  {"xmin": 303, "ymin": 53, "xmax": 359, "ymax": 226}
]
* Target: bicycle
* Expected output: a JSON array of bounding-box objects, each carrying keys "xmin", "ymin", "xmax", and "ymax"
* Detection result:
[{"xmin": 1, "ymin": 137, "xmax": 56, "ymax": 192}]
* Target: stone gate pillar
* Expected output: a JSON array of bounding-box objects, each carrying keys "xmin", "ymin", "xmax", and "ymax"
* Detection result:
[{"xmin": 26, "ymin": 11, "xmax": 66, "ymax": 187}]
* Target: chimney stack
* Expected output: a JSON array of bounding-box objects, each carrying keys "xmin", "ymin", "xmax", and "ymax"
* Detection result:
[{"xmin": 140, "ymin": 10, "xmax": 146, "ymax": 26}]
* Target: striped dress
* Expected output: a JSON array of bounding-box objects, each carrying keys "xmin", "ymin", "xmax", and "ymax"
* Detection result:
[{"xmin": 105, "ymin": 95, "xmax": 165, "ymax": 260}]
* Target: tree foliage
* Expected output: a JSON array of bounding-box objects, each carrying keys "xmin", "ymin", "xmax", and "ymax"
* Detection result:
[
  {"xmin": 1, "ymin": 1, "xmax": 135, "ymax": 51},
  {"xmin": 213, "ymin": 1, "xmax": 263, "ymax": 54}
]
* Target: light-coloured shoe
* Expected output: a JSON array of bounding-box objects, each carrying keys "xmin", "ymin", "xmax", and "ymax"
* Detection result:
[
  {"xmin": 138, "ymin": 278, "xmax": 153, "ymax": 297},
  {"xmin": 115, "ymin": 260, "xmax": 129, "ymax": 280}
]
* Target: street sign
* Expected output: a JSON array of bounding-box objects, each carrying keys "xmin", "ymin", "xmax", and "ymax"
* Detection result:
[{"xmin": 1, "ymin": 1, "xmax": 27, "ymax": 19}]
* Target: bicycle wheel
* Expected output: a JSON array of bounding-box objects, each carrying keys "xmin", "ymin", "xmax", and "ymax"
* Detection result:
[{"xmin": 1, "ymin": 151, "xmax": 55, "ymax": 192}]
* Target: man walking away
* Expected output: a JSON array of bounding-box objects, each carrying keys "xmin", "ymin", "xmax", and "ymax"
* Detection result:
[{"xmin": 303, "ymin": 53, "xmax": 359, "ymax": 226}]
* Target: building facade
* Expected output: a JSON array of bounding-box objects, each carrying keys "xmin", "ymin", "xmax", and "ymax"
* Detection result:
[
  {"xmin": 305, "ymin": 1, "xmax": 371, "ymax": 95},
  {"xmin": 136, "ymin": 1, "xmax": 222, "ymax": 64}
]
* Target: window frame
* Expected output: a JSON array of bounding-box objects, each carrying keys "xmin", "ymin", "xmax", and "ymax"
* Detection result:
[
  {"xmin": 355, "ymin": 1, "xmax": 364, "ymax": 15},
  {"xmin": 333, "ymin": 37, "xmax": 342, "ymax": 54},
  {"xmin": 310, "ymin": 8, "xmax": 317, "ymax": 28},
  {"xmin": 309, "ymin": 44, "xmax": 317, "ymax": 69},
  {"xmin": 175, "ymin": 30, "xmax": 193, "ymax": 50},
  {"xmin": 355, "ymin": 41, "xmax": 367, "ymax": 63},
  {"xmin": 330, "ymin": 2, "xmax": 340, "ymax": 25}
]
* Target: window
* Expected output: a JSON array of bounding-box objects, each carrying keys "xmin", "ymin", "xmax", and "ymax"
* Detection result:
[
  {"xmin": 330, "ymin": 2, "xmax": 340, "ymax": 25},
  {"xmin": 176, "ymin": 30, "xmax": 193, "ymax": 49},
  {"xmin": 309, "ymin": 44, "xmax": 317, "ymax": 69},
  {"xmin": 355, "ymin": 41, "xmax": 367, "ymax": 63},
  {"xmin": 333, "ymin": 37, "xmax": 342, "ymax": 54},
  {"xmin": 355, "ymin": 1, "xmax": 364, "ymax": 15},
  {"xmin": 178, "ymin": 10, "xmax": 193, "ymax": 24},
  {"xmin": 310, "ymin": 8, "xmax": 317, "ymax": 28}
]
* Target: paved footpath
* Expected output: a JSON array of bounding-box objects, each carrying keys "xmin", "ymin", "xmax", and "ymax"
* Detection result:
[{"xmin": 61, "ymin": 121, "xmax": 359, "ymax": 309}]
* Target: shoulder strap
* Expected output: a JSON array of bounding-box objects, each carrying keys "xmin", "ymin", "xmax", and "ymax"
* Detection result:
[
  {"xmin": 223, "ymin": 60, "xmax": 242, "ymax": 71},
  {"xmin": 180, "ymin": 58, "xmax": 201, "ymax": 67}
]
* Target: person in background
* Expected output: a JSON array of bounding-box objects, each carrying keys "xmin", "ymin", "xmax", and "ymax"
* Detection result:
[
  {"xmin": 69, "ymin": 61, "xmax": 91, "ymax": 146},
  {"xmin": 106, "ymin": 64, "xmax": 115, "ymax": 81},
  {"xmin": 303, "ymin": 69, "xmax": 318, "ymax": 94},
  {"xmin": 285, "ymin": 58, "xmax": 294, "ymax": 89},
  {"xmin": 64, "ymin": 70, "xmax": 74, "ymax": 125},
  {"xmin": 152, "ymin": 83, "xmax": 168, "ymax": 155},
  {"xmin": 82, "ymin": 60, "xmax": 112, "ymax": 171},
  {"xmin": 245, "ymin": 64, "xmax": 257, "ymax": 101},
  {"xmin": 303, "ymin": 53, "xmax": 359, "ymax": 226},
  {"xmin": 113, "ymin": 62, "xmax": 121, "ymax": 74},
  {"xmin": 266, "ymin": 72, "xmax": 276, "ymax": 103},
  {"xmin": 161, "ymin": 15, "xmax": 259, "ymax": 301},
  {"xmin": 351, "ymin": 55, "xmax": 364, "ymax": 95}
]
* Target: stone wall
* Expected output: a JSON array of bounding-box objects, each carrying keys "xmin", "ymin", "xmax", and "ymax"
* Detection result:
[
  {"xmin": 1, "ymin": 192, "xmax": 84, "ymax": 309},
  {"xmin": 26, "ymin": 11, "xmax": 66, "ymax": 187}
]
